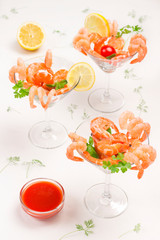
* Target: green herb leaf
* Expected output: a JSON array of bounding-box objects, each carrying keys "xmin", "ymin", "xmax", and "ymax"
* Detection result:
[
  {"xmin": 46, "ymin": 80, "xmax": 67, "ymax": 90},
  {"xmin": 86, "ymin": 144, "xmax": 99, "ymax": 158},
  {"xmin": 89, "ymin": 136, "xmax": 93, "ymax": 145},
  {"xmin": 116, "ymin": 25, "xmax": 143, "ymax": 38},
  {"xmin": 107, "ymin": 127, "xmax": 112, "ymax": 134},
  {"xmin": 106, "ymin": 53, "xmax": 116, "ymax": 59},
  {"xmin": 12, "ymin": 80, "xmax": 30, "ymax": 98},
  {"xmin": 76, "ymin": 224, "xmax": 84, "ymax": 231}
]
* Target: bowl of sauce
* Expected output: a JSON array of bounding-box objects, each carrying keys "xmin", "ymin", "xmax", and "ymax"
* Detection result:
[{"xmin": 20, "ymin": 178, "xmax": 65, "ymax": 219}]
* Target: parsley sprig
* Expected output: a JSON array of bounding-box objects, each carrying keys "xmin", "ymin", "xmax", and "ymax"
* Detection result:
[
  {"xmin": 12, "ymin": 80, "xmax": 30, "ymax": 98},
  {"xmin": 59, "ymin": 219, "xmax": 94, "ymax": 240},
  {"xmin": 0, "ymin": 156, "xmax": 20, "ymax": 173},
  {"xmin": 116, "ymin": 25, "xmax": 143, "ymax": 38},
  {"xmin": 46, "ymin": 79, "xmax": 67, "ymax": 90},
  {"xmin": 119, "ymin": 223, "xmax": 141, "ymax": 238},
  {"xmin": 103, "ymin": 153, "xmax": 131, "ymax": 173},
  {"xmin": 106, "ymin": 53, "xmax": 116, "ymax": 60},
  {"xmin": 86, "ymin": 137, "xmax": 99, "ymax": 159}
]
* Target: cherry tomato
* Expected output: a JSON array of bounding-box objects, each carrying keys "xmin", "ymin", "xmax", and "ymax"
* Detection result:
[{"xmin": 101, "ymin": 45, "xmax": 116, "ymax": 58}]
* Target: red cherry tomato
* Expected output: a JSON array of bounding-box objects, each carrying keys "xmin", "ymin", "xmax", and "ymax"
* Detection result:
[{"xmin": 101, "ymin": 45, "xmax": 116, "ymax": 58}]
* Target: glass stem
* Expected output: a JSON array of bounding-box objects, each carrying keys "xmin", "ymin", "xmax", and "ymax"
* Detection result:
[
  {"xmin": 104, "ymin": 169, "xmax": 111, "ymax": 199},
  {"xmin": 101, "ymin": 72, "xmax": 111, "ymax": 103},
  {"xmin": 44, "ymin": 108, "xmax": 51, "ymax": 132}
]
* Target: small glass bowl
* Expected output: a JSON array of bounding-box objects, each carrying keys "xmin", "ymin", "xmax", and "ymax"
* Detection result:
[{"xmin": 20, "ymin": 178, "xmax": 65, "ymax": 219}]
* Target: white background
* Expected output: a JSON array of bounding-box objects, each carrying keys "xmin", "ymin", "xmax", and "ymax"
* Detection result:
[{"xmin": 0, "ymin": 0, "xmax": 160, "ymax": 239}]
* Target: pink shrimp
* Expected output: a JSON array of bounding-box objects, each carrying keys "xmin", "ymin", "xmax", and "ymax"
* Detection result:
[
  {"xmin": 119, "ymin": 111, "xmax": 135, "ymax": 130},
  {"xmin": 75, "ymin": 38, "xmax": 90, "ymax": 55},
  {"xmin": 94, "ymin": 37, "xmax": 108, "ymax": 54},
  {"xmin": 44, "ymin": 89, "xmax": 57, "ymax": 110},
  {"xmin": 9, "ymin": 57, "xmax": 26, "ymax": 83},
  {"xmin": 90, "ymin": 117, "xmax": 119, "ymax": 142},
  {"xmin": 96, "ymin": 140, "xmax": 129, "ymax": 156},
  {"xmin": 53, "ymin": 69, "xmax": 68, "ymax": 82},
  {"xmin": 137, "ymin": 144, "xmax": 156, "ymax": 165},
  {"xmin": 88, "ymin": 32, "xmax": 102, "ymax": 44},
  {"xmin": 87, "ymin": 49, "xmax": 109, "ymax": 61},
  {"xmin": 78, "ymin": 28, "xmax": 88, "ymax": 36},
  {"xmin": 68, "ymin": 132, "xmax": 87, "ymax": 144},
  {"xmin": 128, "ymin": 35, "xmax": 147, "ymax": 64},
  {"xmin": 108, "ymin": 36, "xmax": 125, "ymax": 50},
  {"xmin": 82, "ymin": 151, "xmax": 103, "ymax": 165},
  {"xmin": 128, "ymin": 122, "xmax": 151, "ymax": 142},
  {"xmin": 37, "ymin": 87, "xmax": 47, "ymax": 108},
  {"xmin": 29, "ymin": 86, "xmax": 38, "ymax": 108},
  {"xmin": 45, "ymin": 49, "xmax": 52, "ymax": 68},
  {"xmin": 66, "ymin": 141, "xmax": 87, "ymax": 162},
  {"xmin": 108, "ymin": 20, "xmax": 118, "ymax": 36}
]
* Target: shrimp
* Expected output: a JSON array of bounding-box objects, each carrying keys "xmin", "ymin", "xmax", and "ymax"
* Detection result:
[
  {"xmin": 78, "ymin": 28, "xmax": 88, "ymax": 36},
  {"xmin": 94, "ymin": 37, "xmax": 108, "ymax": 54},
  {"xmin": 9, "ymin": 57, "xmax": 26, "ymax": 83},
  {"xmin": 54, "ymin": 69, "xmax": 68, "ymax": 82},
  {"xmin": 37, "ymin": 87, "xmax": 47, "ymax": 108},
  {"xmin": 75, "ymin": 38, "xmax": 90, "ymax": 55},
  {"xmin": 119, "ymin": 111, "xmax": 135, "ymax": 130},
  {"xmin": 128, "ymin": 35, "xmax": 147, "ymax": 64},
  {"xmin": 90, "ymin": 117, "xmax": 119, "ymax": 142},
  {"xmin": 82, "ymin": 151, "xmax": 103, "ymax": 165},
  {"xmin": 112, "ymin": 133, "xmax": 129, "ymax": 144},
  {"xmin": 44, "ymin": 89, "xmax": 56, "ymax": 110},
  {"xmin": 45, "ymin": 49, "xmax": 52, "ymax": 68},
  {"xmin": 111, "ymin": 20, "xmax": 118, "ymax": 36},
  {"xmin": 137, "ymin": 144, "xmax": 156, "ymax": 165},
  {"xmin": 127, "ymin": 117, "xmax": 143, "ymax": 131},
  {"xmin": 128, "ymin": 122, "xmax": 151, "ymax": 142},
  {"xmin": 68, "ymin": 132, "xmax": 87, "ymax": 144},
  {"xmin": 29, "ymin": 86, "xmax": 38, "ymax": 108},
  {"xmin": 124, "ymin": 152, "xmax": 144, "ymax": 179},
  {"xmin": 87, "ymin": 49, "xmax": 109, "ymax": 61},
  {"xmin": 26, "ymin": 62, "xmax": 54, "ymax": 85},
  {"xmin": 108, "ymin": 36, "xmax": 125, "ymax": 50},
  {"xmin": 96, "ymin": 140, "xmax": 129, "ymax": 156},
  {"xmin": 66, "ymin": 141, "xmax": 87, "ymax": 162},
  {"xmin": 88, "ymin": 32, "xmax": 102, "ymax": 44}
]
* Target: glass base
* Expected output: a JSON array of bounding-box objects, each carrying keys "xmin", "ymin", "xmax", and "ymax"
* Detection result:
[
  {"xmin": 28, "ymin": 121, "xmax": 68, "ymax": 149},
  {"xmin": 88, "ymin": 88, "xmax": 124, "ymax": 113},
  {"xmin": 84, "ymin": 183, "xmax": 128, "ymax": 218}
]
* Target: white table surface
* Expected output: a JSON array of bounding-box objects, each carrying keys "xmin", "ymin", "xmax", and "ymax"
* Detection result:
[{"xmin": 0, "ymin": 0, "xmax": 160, "ymax": 239}]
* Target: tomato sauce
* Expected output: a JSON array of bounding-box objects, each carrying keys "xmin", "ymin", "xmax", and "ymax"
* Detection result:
[{"xmin": 22, "ymin": 181, "xmax": 63, "ymax": 212}]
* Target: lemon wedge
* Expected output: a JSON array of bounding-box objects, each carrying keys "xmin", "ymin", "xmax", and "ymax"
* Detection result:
[
  {"xmin": 67, "ymin": 62, "xmax": 95, "ymax": 91},
  {"xmin": 84, "ymin": 13, "xmax": 110, "ymax": 37},
  {"xmin": 17, "ymin": 22, "xmax": 45, "ymax": 50}
]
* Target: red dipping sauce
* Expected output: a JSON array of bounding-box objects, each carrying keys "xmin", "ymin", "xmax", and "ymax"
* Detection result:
[{"xmin": 20, "ymin": 178, "xmax": 65, "ymax": 219}]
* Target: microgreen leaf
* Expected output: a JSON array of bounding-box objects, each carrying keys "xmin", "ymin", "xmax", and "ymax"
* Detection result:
[
  {"xmin": 23, "ymin": 159, "xmax": 45, "ymax": 178},
  {"xmin": 12, "ymin": 80, "xmax": 30, "ymax": 98},
  {"xmin": 107, "ymin": 127, "xmax": 112, "ymax": 134},
  {"xmin": 106, "ymin": 53, "xmax": 116, "ymax": 59},
  {"xmin": 0, "ymin": 156, "xmax": 20, "ymax": 173},
  {"xmin": 46, "ymin": 80, "xmax": 67, "ymax": 90},
  {"xmin": 116, "ymin": 25, "xmax": 143, "ymax": 38},
  {"xmin": 133, "ymin": 223, "xmax": 141, "ymax": 233},
  {"xmin": 59, "ymin": 219, "xmax": 94, "ymax": 240}
]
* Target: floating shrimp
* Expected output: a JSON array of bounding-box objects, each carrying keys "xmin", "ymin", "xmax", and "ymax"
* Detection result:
[
  {"xmin": 66, "ymin": 141, "xmax": 87, "ymax": 162},
  {"xmin": 128, "ymin": 34, "xmax": 147, "ymax": 64},
  {"xmin": 45, "ymin": 49, "xmax": 52, "ymax": 68},
  {"xmin": 54, "ymin": 69, "xmax": 68, "ymax": 82},
  {"xmin": 119, "ymin": 111, "xmax": 135, "ymax": 130},
  {"xmin": 108, "ymin": 36, "xmax": 125, "ymax": 50},
  {"xmin": 90, "ymin": 117, "xmax": 119, "ymax": 142}
]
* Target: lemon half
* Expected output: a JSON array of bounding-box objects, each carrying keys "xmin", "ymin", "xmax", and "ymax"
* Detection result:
[
  {"xmin": 17, "ymin": 22, "xmax": 45, "ymax": 50},
  {"xmin": 84, "ymin": 13, "xmax": 110, "ymax": 37},
  {"xmin": 67, "ymin": 62, "xmax": 95, "ymax": 91}
]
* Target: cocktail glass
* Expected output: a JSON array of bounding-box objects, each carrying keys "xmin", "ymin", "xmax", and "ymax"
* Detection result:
[
  {"xmin": 75, "ymin": 115, "xmax": 148, "ymax": 218},
  {"xmin": 24, "ymin": 56, "xmax": 80, "ymax": 149},
  {"xmin": 85, "ymin": 51, "xmax": 135, "ymax": 113}
]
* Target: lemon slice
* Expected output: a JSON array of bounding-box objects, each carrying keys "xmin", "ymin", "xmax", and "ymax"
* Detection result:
[
  {"xmin": 84, "ymin": 13, "xmax": 110, "ymax": 37},
  {"xmin": 17, "ymin": 22, "xmax": 45, "ymax": 50},
  {"xmin": 67, "ymin": 62, "xmax": 95, "ymax": 91}
]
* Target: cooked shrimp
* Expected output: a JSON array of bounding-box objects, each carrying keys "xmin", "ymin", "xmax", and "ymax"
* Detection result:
[
  {"xmin": 94, "ymin": 37, "xmax": 108, "ymax": 54},
  {"xmin": 37, "ymin": 87, "xmax": 47, "ymax": 108},
  {"xmin": 112, "ymin": 133, "xmax": 129, "ymax": 144},
  {"xmin": 137, "ymin": 144, "xmax": 156, "ymax": 163},
  {"xmin": 9, "ymin": 57, "xmax": 26, "ymax": 83},
  {"xmin": 29, "ymin": 86, "xmax": 38, "ymax": 108},
  {"xmin": 45, "ymin": 49, "xmax": 52, "ymax": 68},
  {"xmin": 128, "ymin": 122, "xmax": 151, "ymax": 142},
  {"xmin": 44, "ymin": 89, "xmax": 56, "ymax": 110},
  {"xmin": 119, "ymin": 111, "xmax": 135, "ymax": 129},
  {"xmin": 108, "ymin": 36, "xmax": 125, "ymax": 50},
  {"xmin": 88, "ymin": 49, "xmax": 109, "ymax": 61},
  {"xmin": 88, "ymin": 32, "xmax": 102, "ymax": 44},
  {"xmin": 90, "ymin": 117, "xmax": 119, "ymax": 141},
  {"xmin": 96, "ymin": 140, "xmax": 129, "ymax": 156},
  {"xmin": 112, "ymin": 20, "xmax": 118, "ymax": 36},
  {"xmin": 54, "ymin": 69, "xmax": 68, "ymax": 82},
  {"xmin": 78, "ymin": 27, "xmax": 88, "ymax": 36},
  {"xmin": 68, "ymin": 132, "xmax": 87, "ymax": 143},
  {"xmin": 128, "ymin": 35, "xmax": 147, "ymax": 64},
  {"xmin": 127, "ymin": 117, "xmax": 143, "ymax": 131},
  {"xmin": 82, "ymin": 151, "xmax": 103, "ymax": 165},
  {"xmin": 66, "ymin": 142, "xmax": 87, "ymax": 162},
  {"xmin": 75, "ymin": 39, "xmax": 90, "ymax": 55}
]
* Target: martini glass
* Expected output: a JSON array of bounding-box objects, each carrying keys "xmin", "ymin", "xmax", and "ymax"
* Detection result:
[
  {"xmin": 86, "ymin": 51, "xmax": 135, "ymax": 113},
  {"xmin": 24, "ymin": 56, "xmax": 80, "ymax": 149},
  {"xmin": 75, "ymin": 115, "xmax": 149, "ymax": 218}
]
